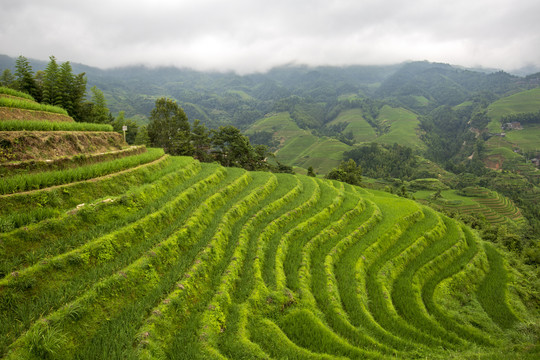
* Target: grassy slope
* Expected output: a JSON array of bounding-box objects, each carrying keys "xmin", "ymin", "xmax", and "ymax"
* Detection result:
[
  {"xmin": 247, "ymin": 112, "xmax": 351, "ymax": 174},
  {"xmin": 248, "ymin": 106, "xmax": 424, "ymax": 175},
  {"xmin": 486, "ymin": 88, "xmax": 540, "ymax": 133},
  {"xmin": 328, "ymin": 108, "xmax": 377, "ymax": 143},
  {"xmin": 374, "ymin": 105, "xmax": 425, "ymax": 150},
  {"xmin": 504, "ymin": 124, "xmax": 540, "ymax": 152},
  {"xmin": 0, "ymin": 156, "xmax": 537, "ymax": 359},
  {"xmin": 481, "ymin": 88, "xmax": 540, "ymax": 165},
  {"xmin": 413, "ymin": 188, "xmax": 523, "ymax": 225}
]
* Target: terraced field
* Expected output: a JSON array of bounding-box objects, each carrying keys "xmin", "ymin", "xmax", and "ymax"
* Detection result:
[
  {"xmin": 246, "ymin": 112, "xmax": 351, "ymax": 174},
  {"xmin": 373, "ymin": 106, "xmax": 425, "ymax": 150},
  {"xmin": 327, "ymin": 108, "xmax": 377, "ymax": 143},
  {"xmin": 486, "ymin": 88, "xmax": 540, "ymax": 133},
  {"xmin": 414, "ymin": 187, "xmax": 524, "ymax": 226},
  {"xmin": 1, "ymin": 156, "xmax": 537, "ymax": 359}
]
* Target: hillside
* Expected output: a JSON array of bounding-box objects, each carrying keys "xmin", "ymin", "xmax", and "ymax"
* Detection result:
[
  {"xmin": 246, "ymin": 104, "xmax": 425, "ymax": 175},
  {"xmin": 1, "ymin": 83, "xmax": 539, "ymax": 359},
  {"xmin": 246, "ymin": 112, "xmax": 352, "ymax": 174},
  {"xmin": 1, "ymin": 155, "xmax": 538, "ymax": 359},
  {"xmin": 480, "ymin": 88, "xmax": 540, "ymax": 170}
]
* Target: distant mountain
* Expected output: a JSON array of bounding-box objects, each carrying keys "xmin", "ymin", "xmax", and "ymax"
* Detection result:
[
  {"xmin": 0, "ymin": 54, "xmax": 536, "ymax": 127},
  {"xmin": 374, "ymin": 61, "xmax": 526, "ymax": 112}
]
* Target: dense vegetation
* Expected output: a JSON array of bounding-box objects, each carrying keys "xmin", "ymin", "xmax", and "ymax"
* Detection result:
[
  {"xmin": 344, "ymin": 142, "xmax": 417, "ymax": 180},
  {"xmin": 1, "ymin": 56, "xmax": 108, "ymax": 123},
  {"xmin": 147, "ymin": 97, "xmax": 292, "ymax": 173}
]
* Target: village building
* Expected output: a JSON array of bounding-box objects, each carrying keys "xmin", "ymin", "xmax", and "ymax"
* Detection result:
[{"xmin": 502, "ymin": 121, "xmax": 523, "ymax": 130}]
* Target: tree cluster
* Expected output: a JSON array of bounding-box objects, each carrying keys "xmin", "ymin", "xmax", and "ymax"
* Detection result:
[
  {"xmin": 326, "ymin": 159, "xmax": 362, "ymax": 186},
  {"xmin": 147, "ymin": 98, "xmax": 291, "ymax": 173},
  {"xmin": 500, "ymin": 110, "xmax": 540, "ymax": 126},
  {"xmin": 344, "ymin": 142, "xmax": 417, "ymax": 180},
  {"xmin": 0, "ymin": 55, "xmax": 111, "ymax": 123}
]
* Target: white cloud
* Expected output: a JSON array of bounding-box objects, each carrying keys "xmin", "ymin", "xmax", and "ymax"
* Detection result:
[{"xmin": 1, "ymin": 0, "xmax": 539, "ymax": 73}]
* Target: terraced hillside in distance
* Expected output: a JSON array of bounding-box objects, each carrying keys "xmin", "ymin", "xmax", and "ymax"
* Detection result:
[
  {"xmin": 246, "ymin": 104, "xmax": 424, "ymax": 175},
  {"xmin": 414, "ymin": 186, "xmax": 525, "ymax": 226},
  {"xmin": 1, "ymin": 154, "xmax": 538, "ymax": 359},
  {"xmin": 483, "ymin": 88, "xmax": 540, "ymax": 168},
  {"xmin": 246, "ymin": 112, "xmax": 352, "ymax": 174}
]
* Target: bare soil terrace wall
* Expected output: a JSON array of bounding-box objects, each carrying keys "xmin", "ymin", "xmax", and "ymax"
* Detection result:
[{"xmin": 0, "ymin": 131, "xmax": 126, "ymax": 162}]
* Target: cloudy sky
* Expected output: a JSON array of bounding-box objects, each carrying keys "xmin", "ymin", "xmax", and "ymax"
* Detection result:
[{"xmin": 1, "ymin": 0, "xmax": 539, "ymax": 74}]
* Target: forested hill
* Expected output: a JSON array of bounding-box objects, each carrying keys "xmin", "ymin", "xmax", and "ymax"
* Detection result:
[{"xmin": 1, "ymin": 54, "xmax": 538, "ymax": 127}]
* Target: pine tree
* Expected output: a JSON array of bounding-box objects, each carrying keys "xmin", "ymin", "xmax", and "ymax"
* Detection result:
[
  {"xmin": 0, "ymin": 69, "xmax": 15, "ymax": 88},
  {"xmin": 14, "ymin": 56, "xmax": 39, "ymax": 100},
  {"xmin": 70, "ymin": 73, "xmax": 87, "ymax": 122},
  {"xmin": 42, "ymin": 56, "xmax": 59, "ymax": 105},
  {"xmin": 90, "ymin": 86, "xmax": 109, "ymax": 123},
  {"xmin": 58, "ymin": 61, "xmax": 74, "ymax": 114}
]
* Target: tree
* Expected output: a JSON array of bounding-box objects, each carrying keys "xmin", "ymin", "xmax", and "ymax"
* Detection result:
[
  {"xmin": 0, "ymin": 69, "xmax": 15, "ymax": 87},
  {"xmin": 212, "ymin": 125, "xmax": 254, "ymax": 168},
  {"xmin": 148, "ymin": 97, "xmax": 191, "ymax": 155},
  {"xmin": 191, "ymin": 119, "xmax": 212, "ymax": 161},
  {"xmin": 42, "ymin": 56, "xmax": 60, "ymax": 105},
  {"xmin": 90, "ymin": 86, "xmax": 109, "ymax": 123},
  {"xmin": 326, "ymin": 159, "xmax": 362, "ymax": 186},
  {"xmin": 134, "ymin": 125, "xmax": 151, "ymax": 147},
  {"xmin": 111, "ymin": 111, "xmax": 139, "ymax": 144},
  {"xmin": 14, "ymin": 55, "xmax": 39, "ymax": 100},
  {"xmin": 307, "ymin": 166, "xmax": 316, "ymax": 177},
  {"xmin": 70, "ymin": 73, "xmax": 88, "ymax": 122},
  {"xmin": 58, "ymin": 61, "xmax": 74, "ymax": 114}
]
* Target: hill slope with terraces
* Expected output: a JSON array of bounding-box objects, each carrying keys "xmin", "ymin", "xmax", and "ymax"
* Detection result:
[{"xmin": 0, "ymin": 88, "xmax": 538, "ymax": 359}]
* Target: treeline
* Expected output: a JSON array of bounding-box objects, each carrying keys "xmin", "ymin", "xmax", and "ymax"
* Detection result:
[
  {"xmin": 0, "ymin": 56, "xmax": 109, "ymax": 123},
  {"xmin": 147, "ymin": 98, "xmax": 291, "ymax": 173},
  {"xmin": 344, "ymin": 142, "xmax": 418, "ymax": 180},
  {"xmin": 501, "ymin": 110, "xmax": 540, "ymax": 126}
]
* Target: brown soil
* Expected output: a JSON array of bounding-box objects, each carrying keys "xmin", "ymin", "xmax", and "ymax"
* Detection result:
[
  {"xmin": 0, "ymin": 131, "xmax": 126, "ymax": 163},
  {"xmin": 484, "ymin": 155, "xmax": 503, "ymax": 170},
  {"xmin": 0, "ymin": 107, "xmax": 74, "ymax": 122}
]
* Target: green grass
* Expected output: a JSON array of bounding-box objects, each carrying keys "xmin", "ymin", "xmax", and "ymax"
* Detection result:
[
  {"xmin": 280, "ymin": 136, "xmax": 351, "ymax": 175},
  {"xmin": 0, "ymin": 153, "xmax": 171, "ymax": 226},
  {"xmin": 504, "ymin": 124, "xmax": 540, "ymax": 152},
  {"xmin": 0, "ymin": 97, "xmax": 69, "ymax": 116},
  {"xmin": 245, "ymin": 112, "xmax": 300, "ymax": 137},
  {"xmin": 414, "ymin": 188, "xmax": 523, "ymax": 225},
  {"xmin": 0, "ymin": 148, "xmax": 164, "ymax": 195},
  {"xmin": 247, "ymin": 112, "xmax": 349, "ymax": 174},
  {"xmin": 225, "ymin": 89, "xmax": 254, "ymax": 101},
  {"xmin": 0, "ymin": 86, "xmax": 35, "ymax": 101},
  {"xmin": 486, "ymin": 88, "xmax": 540, "ymax": 133},
  {"xmin": 477, "ymin": 243, "xmax": 520, "ymax": 330},
  {"xmin": 247, "ymin": 107, "xmax": 424, "ymax": 175},
  {"xmin": 0, "ymin": 120, "xmax": 113, "ymax": 132},
  {"xmin": 328, "ymin": 108, "xmax": 377, "ymax": 143},
  {"xmin": 0, "ymin": 154, "xmax": 537, "ymax": 359},
  {"xmin": 374, "ymin": 105, "xmax": 425, "ymax": 150}
]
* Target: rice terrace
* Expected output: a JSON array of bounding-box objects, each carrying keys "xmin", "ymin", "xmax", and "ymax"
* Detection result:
[{"xmin": 0, "ymin": 82, "xmax": 538, "ymax": 360}]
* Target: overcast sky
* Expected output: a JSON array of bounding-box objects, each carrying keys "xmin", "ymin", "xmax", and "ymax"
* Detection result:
[{"xmin": 1, "ymin": 0, "xmax": 539, "ymax": 74}]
